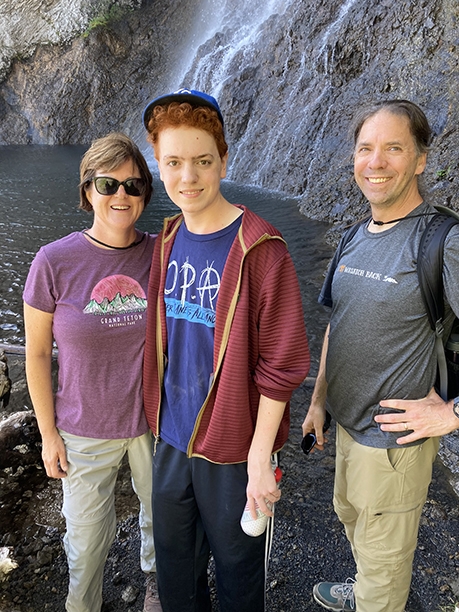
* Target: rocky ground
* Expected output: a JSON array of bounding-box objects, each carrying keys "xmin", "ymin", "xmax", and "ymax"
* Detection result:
[{"xmin": 1, "ymin": 355, "xmax": 459, "ymax": 611}]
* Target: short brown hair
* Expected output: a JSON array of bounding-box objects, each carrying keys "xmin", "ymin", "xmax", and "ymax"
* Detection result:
[
  {"xmin": 79, "ymin": 132, "xmax": 153, "ymax": 212},
  {"xmin": 145, "ymin": 103, "xmax": 228, "ymax": 159}
]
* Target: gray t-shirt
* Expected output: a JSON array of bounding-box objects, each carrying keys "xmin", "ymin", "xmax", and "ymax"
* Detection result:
[{"xmin": 321, "ymin": 203, "xmax": 459, "ymax": 448}]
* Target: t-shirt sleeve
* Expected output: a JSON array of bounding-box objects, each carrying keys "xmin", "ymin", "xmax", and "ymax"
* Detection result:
[
  {"xmin": 319, "ymin": 223, "xmax": 364, "ymax": 308},
  {"xmin": 23, "ymin": 248, "xmax": 57, "ymax": 313},
  {"xmin": 318, "ymin": 249, "xmax": 340, "ymax": 308}
]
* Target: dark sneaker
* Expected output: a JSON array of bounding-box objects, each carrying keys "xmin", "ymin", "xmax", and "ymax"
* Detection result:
[
  {"xmin": 313, "ymin": 579, "xmax": 356, "ymax": 611},
  {"xmin": 144, "ymin": 573, "xmax": 162, "ymax": 612}
]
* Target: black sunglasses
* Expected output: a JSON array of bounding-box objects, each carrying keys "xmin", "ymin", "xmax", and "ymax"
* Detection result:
[{"xmin": 90, "ymin": 176, "xmax": 146, "ymax": 197}]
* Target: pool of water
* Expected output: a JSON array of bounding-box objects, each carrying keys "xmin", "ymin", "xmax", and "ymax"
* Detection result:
[{"xmin": 0, "ymin": 145, "xmax": 332, "ymax": 368}]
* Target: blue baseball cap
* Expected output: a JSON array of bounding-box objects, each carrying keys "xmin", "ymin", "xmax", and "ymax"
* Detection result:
[{"xmin": 142, "ymin": 88, "xmax": 224, "ymax": 128}]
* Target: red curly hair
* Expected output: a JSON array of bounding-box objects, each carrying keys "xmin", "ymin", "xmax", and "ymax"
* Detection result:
[{"xmin": 146, "ymin": 102, "xmax": 228, "ymax": 159}]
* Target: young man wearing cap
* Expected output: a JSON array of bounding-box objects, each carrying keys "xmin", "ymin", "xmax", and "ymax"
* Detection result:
[{"xmin": 142, "ymin": 88, "xmax": 310, "ymax": 612}]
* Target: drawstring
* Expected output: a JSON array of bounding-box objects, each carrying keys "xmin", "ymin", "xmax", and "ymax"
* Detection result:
[{"xmin": 263, "ymin": 453, "xmax": 280, "ymax": 605}]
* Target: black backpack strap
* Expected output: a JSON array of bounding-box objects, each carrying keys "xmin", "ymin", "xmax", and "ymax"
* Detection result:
[
  {"xmin": 417, "ymin": 213, "xmax": 459, "ymax": 330},
  {"xmin": 417, "ymin": 210, "xmax": 459, "ymax": 400},
  {"xmin": 319, "ymin": 220, "xmax": 364, "ymax": 307}
]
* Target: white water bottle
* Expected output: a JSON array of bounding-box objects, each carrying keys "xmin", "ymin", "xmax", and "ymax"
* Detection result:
[{"xmin": 240, "ymin": 465, "xmax": 282, "ymax": 537}]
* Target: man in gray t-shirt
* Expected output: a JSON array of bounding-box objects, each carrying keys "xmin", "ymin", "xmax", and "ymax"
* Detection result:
[{"xmin": 303, "ymin": 100, "xmax": 459, "ymax": 612}]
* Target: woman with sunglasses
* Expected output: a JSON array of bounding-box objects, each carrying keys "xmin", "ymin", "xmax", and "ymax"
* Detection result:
[{"xmin": 23, "ymin": 133, "xmax": 161, "ymax": 612}]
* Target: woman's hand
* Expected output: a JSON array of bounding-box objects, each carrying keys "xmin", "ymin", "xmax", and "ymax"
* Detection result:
[{"xmin": 41, "ymin": 429, "xmax": 68, "ymax": 478}]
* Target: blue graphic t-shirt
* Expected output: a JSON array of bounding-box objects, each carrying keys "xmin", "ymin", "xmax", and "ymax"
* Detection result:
[{"xmin": 160, "ymin": 215, "xmax": 242, "ymax": 452}]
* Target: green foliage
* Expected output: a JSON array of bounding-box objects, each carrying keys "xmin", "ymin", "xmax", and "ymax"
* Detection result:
[
  {"xmin": 436, "ymin": 166, "xmax": 451, "ymax": 180},
  {"xmin": 82, "ymin": 4, "xmax": 130, "ymax": 37}
]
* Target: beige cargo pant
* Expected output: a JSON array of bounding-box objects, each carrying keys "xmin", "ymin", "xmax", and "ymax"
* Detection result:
[
  {"xmin": 60, "ymin": 430, "xmax": 155, "ymax": 612},
  {"xmin": 334, "ymin": 424, "xmax": 439, "ymax": 612}
]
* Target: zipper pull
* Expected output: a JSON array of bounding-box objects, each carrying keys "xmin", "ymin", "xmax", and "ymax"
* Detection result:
[{"xmin": 153, "ymin": 434, "xmax": 161, "ymax": 455}]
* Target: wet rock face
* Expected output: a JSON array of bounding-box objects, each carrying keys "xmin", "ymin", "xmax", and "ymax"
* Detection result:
[
  {"xmin": 0, "ymin": 0, "xmax": 458, "ymax": 223},
  {"xmin": 192, "ymin": 0, "xmax": 459, "ymax": 226},
  {"xmin": 0, "ymin": 0, "xmax": 93, "ymax": 81},
  {"xmin": 0, "ymin": 0, "xmax": 143, "ymax": 79},
  {"xmin": 0, "ymin": 0, "xmax": 207, "ymax": 146},
  {"xmin": 0, "ymin": 411, "xmax": 40, "ymax": 469},
  {"xmin": 0, "ymin": 351, "xmax": 11, "ymax": 408}
]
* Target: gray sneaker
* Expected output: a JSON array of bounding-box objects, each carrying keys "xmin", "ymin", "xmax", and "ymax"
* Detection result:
[{"xmin": 313, "ymin": 579, "xmax": 356, "ymax": 611}]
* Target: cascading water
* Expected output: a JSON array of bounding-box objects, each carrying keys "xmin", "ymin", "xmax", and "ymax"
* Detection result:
[
  {"xmin": 144, "ymin": 0, "xmax": 455, "ymax": 225},
  {"xmin": 159, "ymin": 0, "xmax": 361, "ymax": 202},
  {"xmin": 0, "ymin": 0, "xmax": 455, "ymax": 223},
  {"xmin": 177, "ymin": 0, "xmax": 290, "ymax": 99},
  {"xmin": 316, "ymin": 0, "xmax": 360, "ymax": 74},
  {"xmin": 139, "ymin": 0, "xmax": 291, "ymax": 166}
]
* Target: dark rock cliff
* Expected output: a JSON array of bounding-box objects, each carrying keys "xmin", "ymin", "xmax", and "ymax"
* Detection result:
[{"xmin": 0, "ymin": 0, "xmax": 458, "ymax": 226}]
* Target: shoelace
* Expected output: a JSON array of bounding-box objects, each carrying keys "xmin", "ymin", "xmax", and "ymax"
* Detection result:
[{"xmin": 334, "ymin": 579, "xmax": 356, "ymax": 609}]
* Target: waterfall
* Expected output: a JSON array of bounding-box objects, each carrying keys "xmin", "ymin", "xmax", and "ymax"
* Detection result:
[
  {"xmin": 134, "ymin": 0, "xmax": 457, "ymax": 220},
  {"xmin": 160, "ymin": 0, "xmax": 361, "ymax": 195},
  {"xmin": 139, "ymin": 0, "xmax": 290, "ymax": 166},
  {"xmin": 0, "ymin": 0, "xmax": 455, "ymax": 225},
  {"xmin": 316, "ymin": 0, "xmax": 360, "ymax": 74},
  {"xmin": 176, "ymin": 0, "xmax": 290, "ymax": 97}
]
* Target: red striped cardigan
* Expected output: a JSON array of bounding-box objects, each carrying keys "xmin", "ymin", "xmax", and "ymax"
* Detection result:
[{"xmin": 143, "ymin": 205, "xmax": 310, "ymax": 463}]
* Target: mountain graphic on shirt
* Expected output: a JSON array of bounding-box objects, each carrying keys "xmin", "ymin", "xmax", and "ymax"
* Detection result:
[{"xmin": 83, "ymin": 274, "xmax": 147, "ymax": 316}]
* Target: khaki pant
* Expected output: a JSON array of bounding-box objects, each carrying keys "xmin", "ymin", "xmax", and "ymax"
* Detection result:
[
  {"xmin": 61, "ymin": 431, "xmax": 155, "ymax": 612},
  {"xmin": 334, "ymin": 425, "xmax": 439, "ymax": 612}
]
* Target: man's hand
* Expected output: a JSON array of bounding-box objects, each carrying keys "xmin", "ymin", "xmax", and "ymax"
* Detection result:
[
  {"xmin": 375, "ymin": 387, "xmax": 459, "ymax": 444},
  {"xmin": 302, "ymin": 405, "xmax": 329, "ymax": 451},
  {"xmin": 301, "ymin": 324, "xmax": 330, "ymax": 452}
]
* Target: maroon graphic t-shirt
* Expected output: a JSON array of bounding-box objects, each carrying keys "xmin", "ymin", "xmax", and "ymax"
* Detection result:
[{"xmin": 23, "ymin": 231, "xmax": 155, "ymax": 439}]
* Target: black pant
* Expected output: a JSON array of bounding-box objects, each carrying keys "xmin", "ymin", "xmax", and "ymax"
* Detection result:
[{"xmin": 152, "ymin": 441, "xmax": 267, "ymax": 612}]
